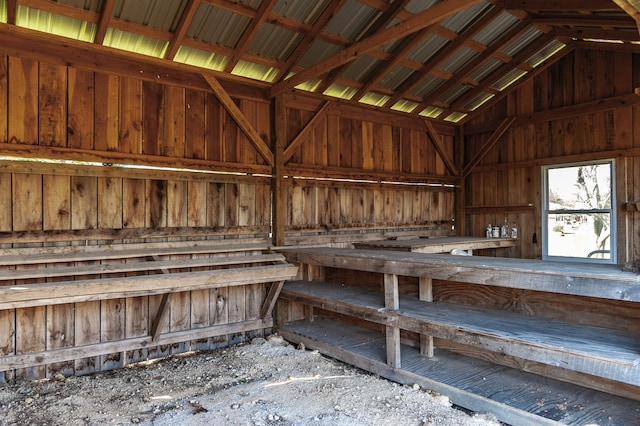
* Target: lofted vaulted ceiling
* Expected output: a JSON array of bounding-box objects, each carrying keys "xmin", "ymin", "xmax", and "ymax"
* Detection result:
[{"xmin": 1, "ymin": 0, "xmax": 639, "ymax": 125}]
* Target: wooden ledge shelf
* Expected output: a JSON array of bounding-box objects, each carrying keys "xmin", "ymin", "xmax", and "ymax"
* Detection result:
[
  {"xmin": 281, "ymin": 281, "xmax": 640, "ymax": 386},
  {"xmin": 280, "ymin": 317, "xmax": 640, "ymax": 426}
]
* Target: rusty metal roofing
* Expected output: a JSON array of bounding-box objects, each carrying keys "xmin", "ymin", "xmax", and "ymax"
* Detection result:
[{"xmin": 2, "ymin": 0, "xmax": 639, "ymax": 124}]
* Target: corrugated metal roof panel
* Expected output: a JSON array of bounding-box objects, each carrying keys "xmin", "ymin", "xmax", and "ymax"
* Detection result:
[
  {"xmin": 463, "ymin": 91, "xmax": 495, "ymax": 111},
  {"xmin": 54, "ymin": 0, "xmax": 102, "ymax": 13},
  {"xmin": 407, "ymin": 33, "xmax": 449, "ymax": 63},
  {"xmin": 298, "ymin": 39, "xmax": 342, "ymax": 68},
  {"xmin": 467, "ymin": 57, "xmax": 502, "ymax": 83},
  {"xmin": 526, "ymin": 39, "xmax": 566, "ymax": 68},
  {"xmin": 273, "ymin": 0, "xmax": 330, "ymax": 25},
  {"xmin": 238, "ymin": 0, "xmax": 262, "ymax": 8},
  {"xmin": 502, "ymin": 26, "xmax": 543, "ymax": 57},
  {"xmin": 438, "ymin": 46, "xmax": 478, "ymax": 74},
  {"xmin": 440, "ymin": 1, "xmax": 491, "ymax": 33},
  {"xmin": 439, "ymin": 83, "xmax": 471, "ymax": 105},
  {"xmin": 410, "ymin": 74, "xmax": 446, "ymax": 98},
  {"xmin": 187, "ymin": 3, "xmax": 250, "ymax": 48},
  {"xmin": 404, "ymin": 0, "xmax": 440, "ymax": 14},
  {"xmin": 113, "ymin": 0, "xmax": 187, "ymax": 32},
  {"xmin": 248, "ymin": 23, "xmax": 301, "ymax": 61},
  {"xmin": 378, "ymin": 65, "xmax": 415, "ymax": 91},
  {"xmin": 325, "ymin": 0, "xmax": 379, "ymax": 40},
  {"xmin": 492, "ymin": 68, "xmax": 527, "ymax": 91},
  {"xmin": 473, "ymin": 11, "xmax": 518, "ymax": 46},
  {"xmin": 342, "ymin": 55, "xmax": 382, "ymax": 82},
  {"xmin": 444, "ymin": 111, "xmax": 467, "ymax": 122}
]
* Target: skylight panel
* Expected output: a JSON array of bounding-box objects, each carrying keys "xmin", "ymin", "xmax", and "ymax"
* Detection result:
[
  {"xmin": 17, "ymin": 6, "xmax": 95, "ymax": 42},
  {"xmin": 103, "ymin": 28, "xmax": 167, "ymax": 58}
]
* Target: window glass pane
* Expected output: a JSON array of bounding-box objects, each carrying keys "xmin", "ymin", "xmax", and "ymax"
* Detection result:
[
  {"xmin": 548, "ymin": 164, "xmax": 611, "ymax": 210},
  {"xmin": 543, "ymin": 161, "xmax": 615, "ymax": 263},
  {"xmin": 546, "ymin": 213, "xmax": 611, "ymax": 259}
]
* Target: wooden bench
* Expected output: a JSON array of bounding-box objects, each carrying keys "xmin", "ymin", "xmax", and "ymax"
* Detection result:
[
  {"xmin": 276, "ymin": 247, "xmax": 640, "ymax": 425},
  {"xmin": 0, "ymin": 239, "xmax": 298, "ymax": 377}
]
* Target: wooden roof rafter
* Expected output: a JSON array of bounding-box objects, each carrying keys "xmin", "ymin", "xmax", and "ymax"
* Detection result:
[
  {"xmin": 503, "ymin": 0, "xmax": 621, "ymax": 11},
  {"xmin": 382, "ymin": 5, "xmax": 505, "ymax": 110},
  {"xmin": 442, "ymin": 30, "xmax": 557, "ymax": 117},
  {"xmin": 7, "ymin": 0, "xmax": 17, "ymax": 25},
  {"xmin": 223, "ymin": 0, "xmax": 278, "ymax": 73},
  {"xmin": 273, "ymin": 0, "xmax": 348, "ymax": 83},
  {"xmin": 270, "ymin": 0, "xmax": 485, "ymax": 98},
  {"xmin": 613, "ymin": 0, "xmax": 640, "ymax": 32},
  {"xmin": 413, "ymin": 18, "xmax": 533, "ymax": 115},
  {"xmin": 315, "ymin": 0, "xmax": 413, "ymax": 94},
  {"xmin": 94, "ymin": 0, "xmax": 115, "ymax": 45},
  {"xmin": 164, "ymin": 0, "xmax": 202, "ymax": 60}
]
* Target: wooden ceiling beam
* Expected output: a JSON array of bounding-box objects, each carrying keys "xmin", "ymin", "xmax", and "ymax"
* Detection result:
[
  {"xmin": 94, "ymin": 0, "xmax": 115, "ymax": 45},
  {"xmin": 203, "ymin": 73, "xmax": 275, "ymax": 167},
  {"xmin": 554, "ymin": 27, "xmax": 640, "ymax": 41},
  {"xmin": 270, "ymin": 0, "xmax": 484, "ymax": 97},
  {"xmin": 164, "ymin": 0, "xmax": 201, "ymax": 60},
  {"xmin": 274, "ymin": 0, "xmax": 347, "ymax": 83},
  {"xmin": 613, "ymin": 0, "xmax": 640, "ymax": 32},
  {"xmin": 414, "ymin": 18, "xmax": 531, "ymax": 114},
  {"xmin": 7, "ymin": 0, "xmax": 17, "ymax": 25},
  {"xmin": 383, "ymin": 5, "xmax": 503, "ymax": 109},
  {"xmin": 352, "ymin": 27, "xmax": 433, "ymax": 102},
  {"xmin": 570, "ymin": 39, "xmax": 640, "ymax": 52},
  {"xmin": 531, "ymin": 15, "xmax": 637, "ymax": 27},
  {"xmin": 315, "ymin": 0, "xmax": 413, "ymax": 94},
  {"xmin": 224, "ymin": 0, "xmax": 277, "ymax": 73},
  {"xmin": 502, "ymin": 0, "xmax": 619, "ymax": 11},
  {"xmin": 445, "ymin": 31, "xmax": 557, "ymax": 115}
]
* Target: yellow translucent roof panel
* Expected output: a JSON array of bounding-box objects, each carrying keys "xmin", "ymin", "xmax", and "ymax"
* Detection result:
[
  {"xmin": 17, "ymin": 5, "xmax": 95, "ymax": 42},
  {"xmin": 231, "ymin": 60, "xmax": 278, "ymax": 83},
  {"xmin": 174, "ymin": 46, "xmax": 228, "ymax": 71},
  {"xmin": 103, "ymin": 28, "xmax": 167, "ymax": 58}
]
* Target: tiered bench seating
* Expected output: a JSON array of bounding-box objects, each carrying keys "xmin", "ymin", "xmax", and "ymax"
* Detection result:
[
  {"xmin": 276, "ymin": 247, "xmax": 640, "ymax": 425},
  {"xmin": 0, "ymin": 239, "xmax": 298, "ymax": 376}
]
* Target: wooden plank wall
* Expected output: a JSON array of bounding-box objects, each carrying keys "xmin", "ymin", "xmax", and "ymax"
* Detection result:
[
  {"xmin": 0, "ymin": 55, "xmax": 273, "ymax": 382},
  {"xmin": 464, "ymin": 50, "xmax": 639, "ymax": 262},
  {"xmin": 282, "ymin": 100, "xmax": 456, "ymax": 240}
]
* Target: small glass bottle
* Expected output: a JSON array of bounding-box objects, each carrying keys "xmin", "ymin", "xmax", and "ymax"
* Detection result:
[
  {"xmin": 501, "ymin": 216, "xmax": 509, "ymax": 238},
  {"xmin": 486, "ymin": 224, "xmax": 492, "ymax": 239},
  {"xmin": 511, "ymin": 222, "xmax": 518, "ymax": 239}
]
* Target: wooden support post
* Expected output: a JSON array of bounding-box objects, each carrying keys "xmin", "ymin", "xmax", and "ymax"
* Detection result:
[
  {"xmin": 384, "ymin": 273, "xmax": 399, "ymax": 310},
  {"xmin": 384, "ymin": 273, "xmax": 401, "ymax": 367},
  {"xmin": 455, "ymin": 125, "xmax": 465, "ymax": 236},
  {"xmin": 386, "ymin": 317, "xmax": 401, "ymax": 369},
  {"xmin": 419, "ymin": 276, "xmax": 434, "ymax": 357},
  {"xmin": 272, "ymin": 95, "xmax": 286, "ymax": 246}
]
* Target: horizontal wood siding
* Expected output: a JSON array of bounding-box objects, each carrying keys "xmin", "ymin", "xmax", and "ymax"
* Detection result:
[
  {"xmin": 465, "ymin": 50, "xmax": 639, "ymax": 263},
  {"xmin": 0, "ymin": 54, "xmax": 274, "ymax": 382}
]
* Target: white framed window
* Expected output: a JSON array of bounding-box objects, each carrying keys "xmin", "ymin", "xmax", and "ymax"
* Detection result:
[{"xmin": 542, "ymin": 159, "xmax": 616, "ymax": 263}]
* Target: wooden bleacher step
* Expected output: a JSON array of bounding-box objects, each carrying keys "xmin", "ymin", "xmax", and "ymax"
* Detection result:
[
  {"xmin": 279, "ymin": 316, "xmax": 640, "ymax": 426},
  {"xmin": 281, "ymin": 280, "xmax": 640, "ymax": 386}
]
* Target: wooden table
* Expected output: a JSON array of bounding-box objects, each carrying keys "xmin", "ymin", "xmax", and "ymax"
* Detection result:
[{"xmin": 353, "ymin": 236, "xmax": 516, "ymax": 255}]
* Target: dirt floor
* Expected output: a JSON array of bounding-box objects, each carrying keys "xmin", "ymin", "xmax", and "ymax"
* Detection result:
[{"xmin": 0, "ymin": 334, "xmax": 501, "ymax": 426}]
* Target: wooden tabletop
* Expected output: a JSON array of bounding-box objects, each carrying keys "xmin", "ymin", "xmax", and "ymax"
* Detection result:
[{"xmin": 353, "ymin": 236, "xmax": 517, "ymax": 253}]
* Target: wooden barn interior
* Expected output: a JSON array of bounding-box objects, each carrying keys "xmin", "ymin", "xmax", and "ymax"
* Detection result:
[{"xmin": 1, "ymin": 0, "xmax": 640, "ymax": 424}]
